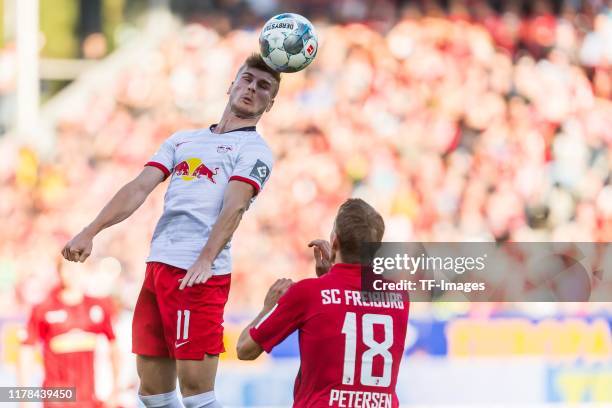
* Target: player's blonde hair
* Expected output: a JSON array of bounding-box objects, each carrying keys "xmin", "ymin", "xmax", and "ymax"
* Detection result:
[
  {"xmin": 241, "ymin": 53, "xmax": 281, "ymax": 96},
  {"xmin": 334, "ymin": 199, "xmax": 385, "ymax": 263}
]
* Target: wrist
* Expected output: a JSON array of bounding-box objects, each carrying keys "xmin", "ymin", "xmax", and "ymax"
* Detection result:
[
  {"xmin": 82, "ymin": 225, "xmax": 98, "ymax": 238},
  {"xmin": 260, "ymin": 304, "xmax": 274, "ymax": 316},
  {"xmin": 249, "ymin": 309, "xmax": 269, "ymax": 329},
  {"xmin": 196, "ymin": 256, "xmax": 213, "ymax": 266}
]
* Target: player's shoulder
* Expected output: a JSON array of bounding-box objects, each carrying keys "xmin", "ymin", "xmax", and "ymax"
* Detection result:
[
  {"xmin": 240, "ymin": 131, "xmax": 272, "ymax": 152},
  {"xmin": 29, "ymin": 299, "xmax": 49, "ymax": 315},
  {"xmin": 170, "ymin": 128, "xmax": 205, "ymax": 142},
  {"xmin": 293, "ymin": 277, "xmax": 321, "ymax": 289},
  {"xmin": 27, "ymin": 295, "xmax": 60, "ymax": 320},
  {"xmin": 161, "ymin": 128, "xmax": 208, "ymax": 146},
  {"xmin": 285, "ymin": 277, "xmax": 326, "ymax": 298}
]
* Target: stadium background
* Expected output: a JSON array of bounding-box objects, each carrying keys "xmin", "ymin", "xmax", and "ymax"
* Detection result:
[{"xmin": 0, "ymin": 0, "xmax": 611, "ymax": 406}]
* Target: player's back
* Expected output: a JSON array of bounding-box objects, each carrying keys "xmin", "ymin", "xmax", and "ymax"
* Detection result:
[{"xmin": 294, "ymin": 263, "xmax": 409, "ymax": 408}]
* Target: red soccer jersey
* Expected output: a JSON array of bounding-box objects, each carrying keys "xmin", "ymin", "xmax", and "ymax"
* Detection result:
[
  {"xmin": 250, "ymin": 264, "xmax": 409, "ymax": 408},
  {"xmin": 22, "ymin": 288, "xmax": 116, "ymax": 407}
]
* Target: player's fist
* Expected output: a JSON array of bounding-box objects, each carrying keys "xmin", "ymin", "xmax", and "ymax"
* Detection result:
[
  {"xmin": 264, "ymin": 278, "xmax": 294, "ymax": 310},
  {"xmin": 61, "ymin": 229, "xmax": 94, "ymax": 263},
  {"xmin": 308, "ymin": 239, "xmax": 332, "ymax": 277}
]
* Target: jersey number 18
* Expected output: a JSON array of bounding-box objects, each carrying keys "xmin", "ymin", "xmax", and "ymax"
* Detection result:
[{"xmin": 341, "ymin": 312, "xmax": 394, "ymax": 387}]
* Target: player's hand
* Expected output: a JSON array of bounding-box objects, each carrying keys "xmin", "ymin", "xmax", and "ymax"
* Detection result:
[
  {"xmin": 308, "ymin": 239, "xmax": 332, "ymax": 277},
  {"xmin": 264, "ymin": 278, "xmax": 294, "ymax": 310},
  {"xmin": 179, "ymin": 259, "xmax": 213, "ymax": 290},
  {"xmin": 61, "ymin": 229, "xmax": 94, "ymax": 262}
]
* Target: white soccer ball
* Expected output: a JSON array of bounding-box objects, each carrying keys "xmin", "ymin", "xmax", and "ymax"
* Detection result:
[{"xmin": 259, "ymin": 13, "xmax": 318, "ymax": 73}]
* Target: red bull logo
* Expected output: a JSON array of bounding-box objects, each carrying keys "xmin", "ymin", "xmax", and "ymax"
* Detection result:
[
  {"xmin": 174, "ymin": 158, "xmax": 219, "ymax": 183},
  {"xmin": 174, "ymin": 161, "xmax": 190, "ymax": 177}
]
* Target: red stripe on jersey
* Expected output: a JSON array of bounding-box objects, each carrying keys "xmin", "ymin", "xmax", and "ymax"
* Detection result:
[
  {"xmin": 229, "ymin": 175, "xmax": 260, "ymax": 195},
  {"xmin": 145, "ymin": 161, "xmax": 171, "ymax": 179}
]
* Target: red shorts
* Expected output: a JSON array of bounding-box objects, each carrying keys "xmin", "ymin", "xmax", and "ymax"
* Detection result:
[{"xmin": 132, "ymin": 262, "xmax": 231, "ymax": 360}]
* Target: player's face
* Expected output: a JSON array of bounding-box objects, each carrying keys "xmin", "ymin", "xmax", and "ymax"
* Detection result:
[
  {"xmin": 59, "ymin": 261, "xmax": 84, "ymax": 291},
  {"xmin": 228, "ymin": 67, "xmax": 277, "ymax": 118}
]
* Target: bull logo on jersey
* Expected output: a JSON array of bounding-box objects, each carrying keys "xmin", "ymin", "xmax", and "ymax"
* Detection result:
[{"xmin": 174, "ymin": 158, "xmax": 219, "ymax": 183}]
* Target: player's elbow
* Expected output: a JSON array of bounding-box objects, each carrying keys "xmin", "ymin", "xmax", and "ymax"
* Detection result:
[
  {"xmin": 236, "ymin": 345, "xmax": 256, "ymax": 360},
  {"xmin": 236, "ymin": 348, "xmax": 257, "ymax": 360}
]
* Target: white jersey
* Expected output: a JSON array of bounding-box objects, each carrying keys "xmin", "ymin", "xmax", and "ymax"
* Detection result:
[{"xmin": 145, "ymin": 125, "xmax": 273, "ymax": 274}]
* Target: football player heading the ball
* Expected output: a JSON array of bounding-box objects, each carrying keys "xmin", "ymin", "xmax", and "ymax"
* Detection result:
[{"xmin": 62, "ymin": 53, "xmax": 280, "ymax": 408}]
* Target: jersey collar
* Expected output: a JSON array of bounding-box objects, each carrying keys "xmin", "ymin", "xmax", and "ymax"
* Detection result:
[{"xmin": 209, "ymin": 124, "xmax": 256, "ymax": 133}]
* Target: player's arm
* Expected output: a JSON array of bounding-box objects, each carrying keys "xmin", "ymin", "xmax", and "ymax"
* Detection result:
[
  {"xmin": 237, "ymin": 278, "xmax": 294, "ymax": 360},
  {"xmin": 16, "ymin": 344, "xmax": 38, "ymax": 408},
  {"xmin": 16, "ymin": 344, "xmax": 36, "ymax": 386},
  {"xmin": 17, "ymin": 306, "xmax": 42, "ymax": 390},
  {"xmin": 109, "ymin": 340, "xmax": 121, "ymax": 406},
  {"xmin": 98, "ymin": 299, "xmax": 121, "ymax": 406},
  {"xmin": 179, "ymin": 180, "xmax": 254, "ymax": 289},
  {"xmin": 62, "ymin": 166, "xmax": 165, "ymax": 262}
]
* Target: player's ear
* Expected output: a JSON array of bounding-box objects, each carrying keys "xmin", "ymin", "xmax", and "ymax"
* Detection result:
[
  {"xmin": 227, "ymin": 81, "xmax": 234, "ymax": 95},
  {"xmin": 265, "ymin": 98, "xmax": 275, "ymax": 112},
  {"xmin": 331, "ymin": 231, "xmax": 340, "ymax": 251},
  {"xmin": 330, "ymin": 233, "xmax": 340, "ymax": 263}
]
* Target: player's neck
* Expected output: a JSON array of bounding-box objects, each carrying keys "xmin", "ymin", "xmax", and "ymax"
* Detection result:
[
  {"xmin": 213, "ymin": 108, "xmax": 259, "ymax": 134},
  {"xmin": 59, "ymin": 288, "xmax": 84, "ymax": 305}
]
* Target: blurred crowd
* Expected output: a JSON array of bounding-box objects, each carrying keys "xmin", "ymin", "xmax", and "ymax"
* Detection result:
[
  {"xmin": 0, "ymin": 0, "xmax": 611, "ymax": 317},
  {"xmin": 0, "ymin": 43, "xmax": 16, "ymax": 134}
]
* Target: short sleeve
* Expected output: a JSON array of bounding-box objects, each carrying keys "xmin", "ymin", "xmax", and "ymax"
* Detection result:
[
  {"xmin": 249, "ymin": 282, "xmax": 308, "ymax": 353},
  {"xmin": 21, "ymin": 305, "xmax": 43, "ymax": 345},
  {"xmin": 145, "ymin": 133, "xmax": 179, "ymax": 180},
  {"xmin": 229, "ymin": 138, "xmax": 274, "ymax": 196}
]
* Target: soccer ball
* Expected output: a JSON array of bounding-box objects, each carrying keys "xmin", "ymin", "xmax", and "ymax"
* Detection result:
[{"xmin": 259, "ymin": 13, "xmax": 318, "ymax": 73}]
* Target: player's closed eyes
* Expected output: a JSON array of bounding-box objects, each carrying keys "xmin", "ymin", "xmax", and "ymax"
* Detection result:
[{"xmin": 241, "ymin": 74, "xmax": 270, "ymax": 91}]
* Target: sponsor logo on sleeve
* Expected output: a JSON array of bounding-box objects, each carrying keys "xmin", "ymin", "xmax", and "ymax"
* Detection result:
[{"xmin": 249, "ymin": 160, "xmax": 271, "ymax": 186}]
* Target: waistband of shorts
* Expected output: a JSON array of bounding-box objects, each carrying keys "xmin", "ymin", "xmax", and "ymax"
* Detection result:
[{"xmin": 146, "ymin": 261, "xmax": 232, "ymax": 278}]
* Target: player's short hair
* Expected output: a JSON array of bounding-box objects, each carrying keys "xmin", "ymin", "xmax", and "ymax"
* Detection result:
[
  {"xmin": 334, "ymin": 198, "xmax": 385, "ymax": 264},
  {"xmin": 242, "ymin": 53, "xmax": 281, "ymax": 95}
]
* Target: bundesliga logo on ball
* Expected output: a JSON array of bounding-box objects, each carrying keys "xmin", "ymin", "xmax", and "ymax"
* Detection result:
[{"xmin": 259, "ymin": 13, "xmax": 318, "ymax": 73}]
